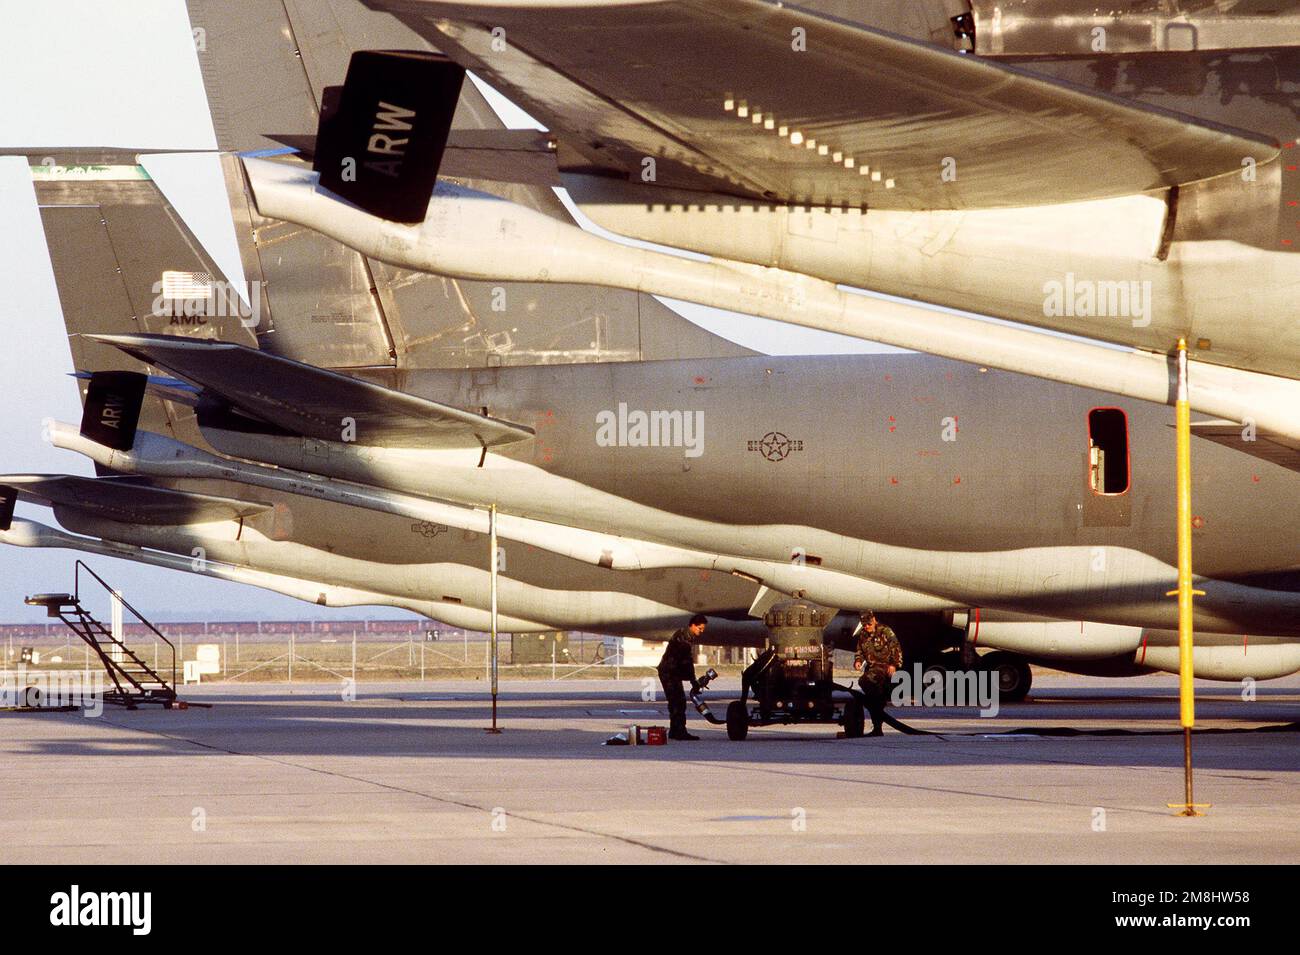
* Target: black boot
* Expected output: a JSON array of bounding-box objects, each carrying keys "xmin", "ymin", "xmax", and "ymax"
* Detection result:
[{"xmin": 867, "ymin": 724, "xmax": 884, "ymax": 737}]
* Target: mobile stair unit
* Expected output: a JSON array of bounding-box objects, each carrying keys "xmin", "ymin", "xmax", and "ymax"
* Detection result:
[{"xmin": 25, "ymin": 561, "xmax": 178, "ymax": 709}]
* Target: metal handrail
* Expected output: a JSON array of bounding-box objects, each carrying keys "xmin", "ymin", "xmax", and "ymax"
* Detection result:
[{"xmin": 74, "ymin": 560, "xmax": 177, "ymax": 690}]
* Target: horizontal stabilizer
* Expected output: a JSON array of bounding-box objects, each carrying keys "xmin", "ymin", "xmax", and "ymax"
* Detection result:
[
  {"xmin": 377, "ymin": 0, "xmax": 1281, "ymax": 209},
  {"xmin": 73, "ymin": 372, "xmax": 203, "ymax": 409},
  {"xmin": 86, "ymin": 333, "xmax": 534, "ymax": 450},
  {"xmin": 1190, "ymin": 420, "xmax": 1300, "ymax": 473},
  {"xmin": 314, "ymin": 49, "xmax": 465, "ymax": 222},
  {"xmin": 0, "ymin": 474, "xmax": 271, "ymax": 526},
  {"xmin": 272, "ymin": 129, "xmax": 560, "ymax": 187}
]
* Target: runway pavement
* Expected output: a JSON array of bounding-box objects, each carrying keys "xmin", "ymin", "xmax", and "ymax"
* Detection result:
[{"xmin": 1, "ymin": 673, "xmax": 1296, "ymax": 864}]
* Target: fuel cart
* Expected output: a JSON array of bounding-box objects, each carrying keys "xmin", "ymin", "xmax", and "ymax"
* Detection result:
[{"xmin": 720, "ymin": 600, "xmax": 865, "ymax": 740}]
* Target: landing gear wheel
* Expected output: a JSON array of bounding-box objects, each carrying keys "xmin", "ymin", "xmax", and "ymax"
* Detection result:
[
  {"xmin": 842, "ymin": 697, "xmax": 865, "ymax": 738},
  {"xmin": 936, "ymin": 651, "xmax": 964, "ymax": 672},
  {"xmin": 923, "ymin": 651, "xmax": 962, "ymax": 679},
  {"xmin": 726, "ymin": 700, "xmax": 749, "ymax": 741},
  {"xmin": 983, "ymin": 651, "xmax": 1032, "ymax": 703},
  {"xmin": 918, "ymin": 652, "xmax": 962, "ymax": 702}
]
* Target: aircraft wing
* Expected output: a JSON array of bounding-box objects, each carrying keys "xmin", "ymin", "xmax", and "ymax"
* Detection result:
[
  {"xmin": 370, "ymin": 0, "xmax": 1279, "ymax": 210},
  {"xmin": 86, "ymin": 333, "xmax": 534, "ymax": 450},
  {"xmin": 0, "ymin": 474, "xmax": 272, "ymax": 526}
]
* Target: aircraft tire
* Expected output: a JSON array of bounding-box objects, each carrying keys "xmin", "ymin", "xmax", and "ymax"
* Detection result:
[
  {"xmin": 842, "ymin": 697, "xmax": 865, "ymax": 738},
  {"xmin": 983, "ymin": 651, "xmax": 1032, "ymax": 703},
  {"xmin": 918, "ymin": 653, "xmax": 962, "ymax": 703},
  {"xmin": 726, "ymin": 700, "xmax": 749, "ymax": 741}
]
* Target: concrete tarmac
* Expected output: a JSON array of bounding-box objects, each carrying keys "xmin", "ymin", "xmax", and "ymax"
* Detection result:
[{"xmin": 1, "ymin": 673, "xmax": 1297, "ymax": 864}]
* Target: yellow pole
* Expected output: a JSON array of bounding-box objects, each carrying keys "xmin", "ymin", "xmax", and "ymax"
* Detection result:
[
  {"xmin": 487, "ymin": 503, "xmax": 502, "ymax": 734},
  {"xmin": 1175, "ymin": 340, "xmax": 1194, "ymax": 731},
  {"xmin": 1168, "ymin": 338, "xmax": 1208, "ymax": 816}
]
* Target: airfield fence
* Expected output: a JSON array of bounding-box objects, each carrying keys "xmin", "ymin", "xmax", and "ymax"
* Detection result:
[{"xmin": 0, "ymin": 622, "xmax": 755, "ymax": 683}]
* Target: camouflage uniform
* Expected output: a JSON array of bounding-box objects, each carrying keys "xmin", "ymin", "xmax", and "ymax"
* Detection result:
[
  {"xmin": 855, "ymin": 624, "xmax": 903, "ymax": 734},
  {"xmin": 657, "ymin": 629, "xmax": 700, "ymax": 740}
]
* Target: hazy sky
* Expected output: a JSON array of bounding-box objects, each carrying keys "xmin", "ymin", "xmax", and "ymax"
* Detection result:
[
  {"xmin": 0, "ymin": 1, "xmax": 906, "ymax": 624},
  {"xmin": 0, "ymin": 2, "xmax": 390, "ymax": 622}
]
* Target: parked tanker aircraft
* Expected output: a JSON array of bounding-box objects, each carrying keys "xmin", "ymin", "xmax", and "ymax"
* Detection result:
[
  {"xmin": 11, "ymin": 329, "xmax": 1300, "ymax": 696},
  {"xmin": 6, "ymin": 0, "xmax": 1300, "ymax": 700},
  {"xmin": 253, "ymin": 0, "xmax": 1300, "ymax": 460}
]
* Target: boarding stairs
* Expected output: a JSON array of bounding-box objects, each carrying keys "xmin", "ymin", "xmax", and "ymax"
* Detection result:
[{"xmin": 25, "ymin": 561, "xmax": 177, "ymax": 709}]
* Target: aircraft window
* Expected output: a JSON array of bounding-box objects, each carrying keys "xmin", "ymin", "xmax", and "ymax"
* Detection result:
[{"xmin": 1088, "ymin": 408, "xmax": 1129, "ymax": 495}]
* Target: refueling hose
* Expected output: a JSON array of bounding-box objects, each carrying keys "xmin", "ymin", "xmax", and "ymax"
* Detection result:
[
  {"xmin": 688, "ymin": 679, "xmax": 1299, "ymax": 737},
  {"xmin": 689, "ymin": 668, "xmax": 728, "ymax": 724}
]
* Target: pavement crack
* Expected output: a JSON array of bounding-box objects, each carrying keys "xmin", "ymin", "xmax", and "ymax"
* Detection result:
[{"xmin": 97, "ymin": 717, "xmax": 725, "ymax": 864}]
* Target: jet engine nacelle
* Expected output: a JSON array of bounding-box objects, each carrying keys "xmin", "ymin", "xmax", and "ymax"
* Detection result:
[
  {"xmin": 1137, "ymin": 633, "xmax": 1300, "ymax": 682},
  {"xmin": 968, "ymin": 615, "xmax": 1144, "ymax": 660},
  {"xmin": 970, "ymin": 613, "xmax": 1300, "ymax": 681}
]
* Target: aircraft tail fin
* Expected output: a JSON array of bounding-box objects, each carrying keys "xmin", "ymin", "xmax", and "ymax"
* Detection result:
[
  {"xmin": 21, "ymin": 154, "xmax": 256, "ymax": 447},
  {"xmin": 6, "ymin": 2, "xmax": 754, "ymax": 469},
  {"xmin": 182, "ymin": 0, "xmax": 753, "ymax": 368}
]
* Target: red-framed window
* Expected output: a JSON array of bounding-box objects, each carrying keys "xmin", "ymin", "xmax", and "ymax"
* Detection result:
[{"xmin": 1087, "ymin": 407, "xmax": 1130, "ymax": 496}]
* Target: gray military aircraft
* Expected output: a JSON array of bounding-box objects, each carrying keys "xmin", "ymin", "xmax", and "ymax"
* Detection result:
[
  {"xmin": 6, "ymin": 0, "xmax": 1300, "ymax": 702},
  {"xmin": 252, "ymin": 0, "xmax": 1298, "ymax": 457},
  {"xmin": 12, "ymin": 318, "xmax": 1300, "ymax": 695}
]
